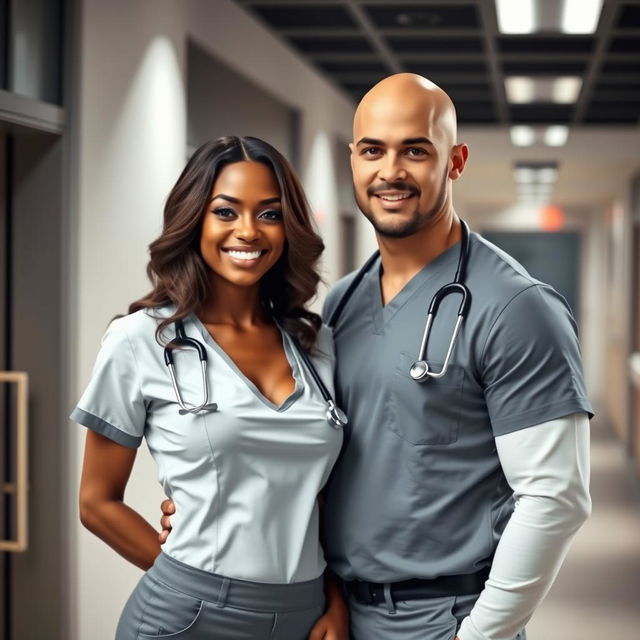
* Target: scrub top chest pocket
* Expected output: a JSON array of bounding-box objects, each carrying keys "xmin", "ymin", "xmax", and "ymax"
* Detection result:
[{"xmin": 387, "ymin": 352, "xmax": 464, "ymax": 445}]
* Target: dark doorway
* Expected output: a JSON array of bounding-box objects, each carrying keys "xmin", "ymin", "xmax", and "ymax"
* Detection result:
[{"xmin": 481, "ymin": 231, "xmax": 581, "ymax": 323}]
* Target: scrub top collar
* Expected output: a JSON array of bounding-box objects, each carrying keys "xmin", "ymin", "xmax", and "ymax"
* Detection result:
[
  {"xmin": 187, "ymin": 312, "xmax": 305, "ymax": 413},
  {"xmin": 368, "ymin": 239, "xmax": 463, "ymax": 333}
]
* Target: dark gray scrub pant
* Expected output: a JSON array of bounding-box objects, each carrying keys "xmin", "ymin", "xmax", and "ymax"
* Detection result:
[
  {"xmin": 116, "ymin": 552, "xmax": 325, "ymax": 640},
  {"xmin": 348, "ymin": 592, "xmax": 526, "ymax": 640}
]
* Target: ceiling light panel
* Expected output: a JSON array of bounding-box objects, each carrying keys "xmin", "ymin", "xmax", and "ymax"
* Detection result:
[
  {"xmin": 510, "ymin": 126, "xmax": 536, "ymax": 146},
  {"xmin": 505, "ymin": 77, "xmax": 536, "ymax": 103},
  {"xmin": 561, "ymin": 0, "xmax": 604, "ymax": 34},
  {"xmin": 544, "ymin": 125, "xmax": 569, "ymax": 146},
  {"xmin": 496, "ymin": 0, "xmax": 535, "ymax": 34},
  {"xmin": 552, "ymin": 77, "xmax": 582, "ymax": 102}
]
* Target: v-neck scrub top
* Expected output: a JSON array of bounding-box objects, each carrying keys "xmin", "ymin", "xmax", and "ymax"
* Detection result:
[
  {"xmin": 71, "ymin": 307, "xmax": 343, "ymax": 584},
  {"xmin": 322, "ymin": 232, "xmax": 592, "ymax": 583}
]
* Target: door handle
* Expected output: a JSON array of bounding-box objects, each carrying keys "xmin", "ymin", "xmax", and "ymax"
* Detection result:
[{"xmin": 0, "ymin": 371, "xmax": 29, "ymax": 552}]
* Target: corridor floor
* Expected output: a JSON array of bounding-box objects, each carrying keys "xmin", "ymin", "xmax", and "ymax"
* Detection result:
[{"xmin": 526, "ymin": 417, "xmax": 640, "ymax": 638}]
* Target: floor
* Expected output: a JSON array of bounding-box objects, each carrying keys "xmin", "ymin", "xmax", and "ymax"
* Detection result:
[{"xmin": 526, "ymin": 417, "xmax": 640, "ymax": 639}]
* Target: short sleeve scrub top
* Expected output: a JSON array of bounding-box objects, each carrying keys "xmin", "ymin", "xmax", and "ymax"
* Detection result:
[{"xmin": 71, "ymin": 306, "xmax": 343, "ymax": 639}]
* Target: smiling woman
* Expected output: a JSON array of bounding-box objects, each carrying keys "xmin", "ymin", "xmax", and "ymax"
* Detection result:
[{"xmin": 71, "ymin": 136, "xmax": 349, "ymax": 640}]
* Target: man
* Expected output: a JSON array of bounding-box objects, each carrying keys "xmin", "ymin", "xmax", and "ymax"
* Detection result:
[{"xmin": 162, "ymin": 74, "xmax": 592, "ymax": 639}]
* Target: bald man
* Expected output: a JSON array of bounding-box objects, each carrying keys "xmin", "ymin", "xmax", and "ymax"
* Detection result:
[
  {"xmin": 319, "ymin": 74, "xmax": 592, "ymax": 640},
  {"xmin": 160, "ymin": 75, "xmax": 592, "ymax": 640}
]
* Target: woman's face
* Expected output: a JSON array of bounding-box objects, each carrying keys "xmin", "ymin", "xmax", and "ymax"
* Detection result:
[{"xmin": 200, "ymin": 161, "xmax": 285, "ymax": 290}]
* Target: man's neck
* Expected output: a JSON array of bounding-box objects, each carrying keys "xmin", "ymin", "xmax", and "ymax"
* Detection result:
[{"xmin": 377, "ymin": 213, "xmax": 461, "ymax": 305}]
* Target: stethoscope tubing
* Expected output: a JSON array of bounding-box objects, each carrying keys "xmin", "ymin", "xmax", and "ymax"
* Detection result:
[
  {"xmin": 164, "ymin": 319, "xmax": 346, "ymax": 427},
  {"xmin": 328, "ymin": 219, "xmax": 472, "ymax": 383}
]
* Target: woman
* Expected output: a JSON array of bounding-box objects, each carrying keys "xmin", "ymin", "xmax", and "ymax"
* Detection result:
[{"xmin": 73, "ymin": 136, "xmax": 348, "ymax": 639}]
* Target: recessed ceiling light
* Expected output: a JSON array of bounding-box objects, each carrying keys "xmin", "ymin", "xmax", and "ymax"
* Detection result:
[
  {"xmin": 537, "ymin": 167, "xmax": 559, "ymax": 183},
  {"xmin": 514, "ymin": 167, "xmax": 538, "ymax": 183},
  {"xmin": 496, "ymin": 0, "xmax": 535, "ymax": 34},
  {"xmin": 544, "ymin": 125, "xmax": 569, "ymax": 146},
  {"xmin": 510, "ymin": 126, "xmax": 536, "ymax": 147},
  {"xmin": 561, "ymin": 0, "xmax": 603, "ymax": 34},
  {"xmin": 505, "ymin": 77, "xmax": 582, "ymax": 104},
  {"xmin": 552, "ymin": 77, "xmax": 582, "ymax": 103},
  {"xmin": 505, "ymin": 77, "xmax": 536, "ymax": 103}
]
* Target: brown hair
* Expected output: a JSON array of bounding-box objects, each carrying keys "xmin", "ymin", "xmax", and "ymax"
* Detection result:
[{"xmin": 129, "ymin": 136, "xmax": 324, "ymax": 349}]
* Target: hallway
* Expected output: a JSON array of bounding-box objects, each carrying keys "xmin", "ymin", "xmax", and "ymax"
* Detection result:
[{"xmin": 528, "ymin": 416, "xmax": 640, "ymax": 638}]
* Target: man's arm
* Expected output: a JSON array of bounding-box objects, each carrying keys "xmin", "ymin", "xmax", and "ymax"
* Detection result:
[{"xmin": 457, "ymin": 412, "xmax": 591, "ymax": 640}]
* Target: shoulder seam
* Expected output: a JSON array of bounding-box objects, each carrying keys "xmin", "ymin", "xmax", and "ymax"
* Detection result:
[
  {"xmin": 120, "ymin": 321, "xmax": 147, "ymax": 407},
  {"xmin": 479, "ymin": 283, "xmax": 541, "ymax": 370}
]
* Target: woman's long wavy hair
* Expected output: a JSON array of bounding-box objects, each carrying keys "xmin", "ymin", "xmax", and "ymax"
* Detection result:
[{"xmin": 129, "ymin": 136, "xmax": 325, "ymax": 349}]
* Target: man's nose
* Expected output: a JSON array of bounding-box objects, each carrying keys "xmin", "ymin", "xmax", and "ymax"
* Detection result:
[{"xmin": 377, "ymin": 153, "xmax": 407, "ymax": 183}]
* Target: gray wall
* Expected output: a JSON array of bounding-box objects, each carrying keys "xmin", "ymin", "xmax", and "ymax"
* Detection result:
[{"xmin": 187, "ymin": 41, "xmax": 297, "ymax": 163}]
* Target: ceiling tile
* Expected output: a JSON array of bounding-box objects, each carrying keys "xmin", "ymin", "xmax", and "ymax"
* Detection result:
[
  {"xmin": 614, "ymin": 4, "xmax": 640, "ymax": 28},
  {"xmin": 363, "ymin": 3, "xmax": 481, "ymax": 30},
  {"xmin": 608, "ymin": 36, "xmax": 640, "ymax": 53},
  {"xmin": 503, "ymin": 60, "xmax": 588, "ymax": 75},
  {"xmin": 386, "ymin": 36, "xmax": 484, "ymax": 53},
  {"xmin": 510, "ymin": 104, "xmax": 575, "ymax": 123},
  {"xmin": 287, "ymin": 36, "xmax": 374, "ymax": 54},
  {"xmin": 497, "ymin": 36, "xmax": 596, "ymax": 55},
  {"xmin": 246, "ymin": 4, "xmax": 357, "ymax": 29}
]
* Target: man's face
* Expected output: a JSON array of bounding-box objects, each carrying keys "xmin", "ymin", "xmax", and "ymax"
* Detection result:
[{"xmin": 350, "ymin": 101, "xmax": 452, "ymax": 238}]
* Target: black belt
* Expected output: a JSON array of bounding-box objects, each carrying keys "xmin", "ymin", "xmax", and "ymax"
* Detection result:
[{"xmin": 344, "ymin": 567, "xmax": 490, "ymax": 605}]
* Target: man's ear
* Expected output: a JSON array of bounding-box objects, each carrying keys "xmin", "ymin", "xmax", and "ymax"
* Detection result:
[{"xmin": 449, "ymin": 143, "xmax": 469, "ymax": 180}]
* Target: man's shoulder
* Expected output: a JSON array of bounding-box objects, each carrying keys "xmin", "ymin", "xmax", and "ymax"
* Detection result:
[
  {"xmin": 322, "ymin": 267, "xmax": 366, "ymax": 323},
  {"xmin": 468, "ymin": 233, "xmax": 546, "ymax": 301}
]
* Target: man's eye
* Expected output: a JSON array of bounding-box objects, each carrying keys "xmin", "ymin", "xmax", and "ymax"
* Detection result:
[
  {"xmin": 362, "ymin": 147, "xmax": 382, "ymax": 156},
  {"xmin": 406, "ymin": 147, "xmax": 427, "ymax": 157},
  {"xmin": 259, "ymin": 209, "xmax": 283, "ymax": 221},
  {"xmin": 212, "ymin": 207, "xmax": 236, "ymax": 218}
]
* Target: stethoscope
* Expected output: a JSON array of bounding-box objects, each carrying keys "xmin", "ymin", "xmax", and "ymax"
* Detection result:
[
  {"xmin": 164, "ymin": 319, "xmax": 347, "ymax": 429},
  {"xmin": 328, "ymin": 219, "xmax": 471, "ymax": 383}
]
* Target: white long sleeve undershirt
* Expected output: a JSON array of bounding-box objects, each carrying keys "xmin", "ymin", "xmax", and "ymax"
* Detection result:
[{"xmin": 458, "ymin": 412, "xmax": 591, "ymax": 640}]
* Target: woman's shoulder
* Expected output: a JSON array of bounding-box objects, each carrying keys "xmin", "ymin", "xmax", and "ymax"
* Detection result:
[{"xmin": 107, "ymin": 305, "xmax": 174, "ymax": 342}]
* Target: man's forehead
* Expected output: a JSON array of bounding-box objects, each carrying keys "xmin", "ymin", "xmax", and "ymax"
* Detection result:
[{"xmin": 354, "ymin": 106, "xmax": 441, "ymax": 144}]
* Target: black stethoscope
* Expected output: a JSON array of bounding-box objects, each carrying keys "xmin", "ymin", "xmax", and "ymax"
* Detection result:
[
  {"xmin": 328, "ymin": 219, "xmax": 471, "ymax": 382},
  {"xmin": 164, "ymin": 319, "xmax": 347, "ymax": 428}
]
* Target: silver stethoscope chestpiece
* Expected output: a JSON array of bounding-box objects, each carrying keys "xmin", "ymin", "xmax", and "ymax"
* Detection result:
[
  {"xmin": 326, "ymin": 403, "xmax": 348, "ymax": 429},
  {"xmin": 409, "ymin": 360, "xmax": 430, "ymax": 382}
]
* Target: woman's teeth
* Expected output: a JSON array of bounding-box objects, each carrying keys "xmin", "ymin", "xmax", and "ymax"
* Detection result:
[{"xmin": 227, "ymin": 250, "xmax": 262, "ymax": 260}]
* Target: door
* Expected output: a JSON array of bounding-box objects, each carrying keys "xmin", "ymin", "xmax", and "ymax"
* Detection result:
[{"xmin": 0, "ymin": 127, "xmax": 66, "ymax": 639}]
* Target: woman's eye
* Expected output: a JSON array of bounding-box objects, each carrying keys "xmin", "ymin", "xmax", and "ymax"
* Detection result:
[
  {"xmin": 212, "ymin": 207, "xmax": 236, "ymax": 219},
  {"xmin": 259, "ymin": 209, "xmax": 283, "ymax": 221}
]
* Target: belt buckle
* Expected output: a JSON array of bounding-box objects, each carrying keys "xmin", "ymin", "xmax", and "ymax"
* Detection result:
[{"xmin": 358, "ymin": 580, "xmax": 379, "ymax": 604}]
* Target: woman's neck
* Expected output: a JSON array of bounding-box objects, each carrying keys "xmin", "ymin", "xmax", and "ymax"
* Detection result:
[{"xmin": 198, "ymin": 276, "xmax": 267, "ymax": 329}]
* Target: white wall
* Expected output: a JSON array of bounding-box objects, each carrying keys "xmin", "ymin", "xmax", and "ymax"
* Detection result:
[{"xmin": 70, "ymin": 2, "xmax": 187, "ymax": 638}]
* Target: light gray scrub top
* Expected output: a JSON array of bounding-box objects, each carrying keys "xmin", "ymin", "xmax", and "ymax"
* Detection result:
[
  {"xmin": 71, "ymin": 306, "xmax": 343, "ymax": 584},
  {"xmin": 322, "ymin": 232, "xmax": 593, "ymax": 583}
]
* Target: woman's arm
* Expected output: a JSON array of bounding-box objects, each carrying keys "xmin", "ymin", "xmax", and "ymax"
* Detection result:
[{"xmin": 79, "ymin": 430, "xmax": 161, "ymax": 571}]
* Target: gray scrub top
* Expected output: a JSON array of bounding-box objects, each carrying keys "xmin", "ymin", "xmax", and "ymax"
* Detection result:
[
  {"xmin": 322, "ymin": 232, "xmax": 592, "ymax": 583},
  {"xmin": 72, "ymin": 306, "xmax": 342, "ymax": 584}
]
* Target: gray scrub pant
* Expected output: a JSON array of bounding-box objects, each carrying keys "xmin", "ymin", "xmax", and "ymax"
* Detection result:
[
  {"xmin": 116, "ymin": 552, "xmax": 325, "ymax": 640},
  {"xmin": 348, "ymin": 592, "xmax": 526, "ymax": 640}
]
